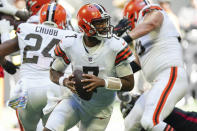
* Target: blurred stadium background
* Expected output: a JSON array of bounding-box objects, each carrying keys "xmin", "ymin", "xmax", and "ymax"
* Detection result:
[{"xmin": 1, "ymin": 0, "xmax": 197, "ymax": 130}]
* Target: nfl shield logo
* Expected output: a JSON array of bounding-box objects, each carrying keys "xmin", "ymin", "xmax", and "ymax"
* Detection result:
[{"xmin": 88, "ymin": 57, "xmax": 93, "ymax": 62}]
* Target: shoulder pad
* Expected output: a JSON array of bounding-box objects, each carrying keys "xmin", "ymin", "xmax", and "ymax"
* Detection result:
[
  {"xmin": 141, "ymin": 4, "xmax": 162, "ymax": 17},
  {"xmin": 17, "ymin": 23, "xmax": 36, "ymax": 35},
  {"xmin": 26, "ymin": 15, "xmax": 39, "ymax": 24},
  {"xmin": 59, "ymin": 31, "xmax": 80, "ymax": 49},
  {"xmin": 107, "ymin": 37, "xmax": 128, "ymax": 52}
]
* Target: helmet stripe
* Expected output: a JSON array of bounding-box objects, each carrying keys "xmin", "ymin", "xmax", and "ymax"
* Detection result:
[
  {"xmin": 48, "ymin": 3, "xmax": 56, "ymax": 22},
  {"xmin": 143, "ymin": 0, "xmax": 150, "ymax": 5},
  {"xmin": 93, "ymin": 4, "xmax": 104, "ymax": 14},
  {"xmin": 52, "ymin": 4, "xmax": 57, "ymax": 22},
  {"xmin": 46, "ymin": 5, "xmax": 50, "ymax": 22},
  {"xmin": 97, "ymin": 4, "xmax": 106, "ymax": 13}
]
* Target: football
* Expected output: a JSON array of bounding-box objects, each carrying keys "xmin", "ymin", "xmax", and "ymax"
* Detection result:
[{"xmin": 72, "ymin": 70, "xmax": 93, "ymax": 101}]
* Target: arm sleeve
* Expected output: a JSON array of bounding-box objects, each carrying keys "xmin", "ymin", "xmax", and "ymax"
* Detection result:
[
  {"xmin": 51, "ymin": 42, "xmax": 71, "ymax": 72},
  {"xmin": 116, "ymin": 62, "xmax": 133, "ymax": 77},
  {"xmin": 51, "ymin": 57, "xmax": 67, "ymax": 72},
  {"xmin": 52, "ymin": 43, "xmax": 71, "ymax": 65},
  {"xmin": 115, "ymin": 40, "xmax": 135, "ymax": 77}
]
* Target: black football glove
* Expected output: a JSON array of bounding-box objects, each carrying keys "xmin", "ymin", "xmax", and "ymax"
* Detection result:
[
  {"xmin": 113, "ymin": 18, "xmax": 132, "ymax": 37},
  {"xmin": 2, "ymin": 60, "xmax": 19, "ymax": 74},
  {"xmin": 119, "ymin": 93, "xmax": 140, "ymax": 118}
]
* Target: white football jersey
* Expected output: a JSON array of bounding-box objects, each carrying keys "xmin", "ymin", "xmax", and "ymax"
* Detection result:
[
  {"xmin": 53, "ymin": 33, "xmax": 135, "ymax": 107},
  {"xmin": 17, "ymin": 23, "xmax": 73, "ymax": 79},
  {"xmin": 135, "ymin": 4, "xmax": 184, "ymax": 82},
  {"xmin": 26, "ymin": 15, "xmax": 40, "ymax": 24}
]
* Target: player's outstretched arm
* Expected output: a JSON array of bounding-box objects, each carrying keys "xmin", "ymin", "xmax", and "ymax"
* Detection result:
[
  {"xmin": 0, "ymin": 37, "xmax": 19, "ymax": 74},
  {"xmin": 0, "ymin": 37, "xmax": 19, "ymax": 57},
  {"xmin": 129, "ymin": 10, "xmax": 163, "ymax": 39},
  {"xmin": 121, "ymin": 10, "xmax": 164, "ymax": 44},
  {"xmin": 0, "ymin": 57, "xmax": 19, "ymax": 74},
  {"xmin": 0, "ymin": 0, "xmax": 29, "ymax": 21},
  {"xmin": 0, "ymin": 0, "xmax": 17, "ymax": 16}
]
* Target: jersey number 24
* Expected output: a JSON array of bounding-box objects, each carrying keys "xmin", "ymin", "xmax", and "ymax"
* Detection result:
[{"xmin": 23, "ymin": 33, "xmax": 60, "ymax": 64}]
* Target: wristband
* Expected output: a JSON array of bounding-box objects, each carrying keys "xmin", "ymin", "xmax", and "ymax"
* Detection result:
[
  {"xmin": 130, "ymin": 61, "xmax": 141, "ymax": 73},
  {"xmin": 123, "ymin": 35, "xmax": 133, "ymax": 44},
  {"xmin": 59, "ymin": 76, "xmax": 66, "ymax": 86},
  {"xmin": 104, "ymin": 79, "xmax": 108, "ymax": 88},
  {"xmin": 104, "ymin": 77, "xmax": 122, "ymax": 90}
]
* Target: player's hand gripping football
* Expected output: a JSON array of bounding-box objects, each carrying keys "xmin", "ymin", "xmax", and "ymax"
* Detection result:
[
  {"xmin": 82, "ymin": 74, "xmax": 105, "ymax": 92},
  {"xmin": 63, "ymin": 74, "xmax": 77, "ymax": 94},
  {"xmin": 113, "ymin": 18, "xmax": 132, "ymax": 37}
]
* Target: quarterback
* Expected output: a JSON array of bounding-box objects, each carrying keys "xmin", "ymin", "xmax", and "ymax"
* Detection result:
[{"xmin": 43, "ymin": 3, "xmax": 135, "ymax": 131}]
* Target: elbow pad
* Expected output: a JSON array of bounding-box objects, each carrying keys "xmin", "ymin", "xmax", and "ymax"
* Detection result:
[{"xmin": 51, "ymin": 58, "xmax": 66, "ymax": 72}]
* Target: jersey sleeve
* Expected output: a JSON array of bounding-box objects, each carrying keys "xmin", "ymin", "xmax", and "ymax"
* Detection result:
[
  {"xmin": 16, "ymin": 23, "xmax": 27, "ymax": 38},
  {"xmin": 52, "ymin": 31, "xmax": 77, "ymax": 65},
  {"xmin": 110, "ymin": 38, "xmax": 135, "ymax": 77},
  {"xmin": 51, "ymin": 40, "xmax": 71, "ymax": 72},
  {"xmin": 51, "ymin": 57, "xmax": 67, "ymax": 72},
  {"xmin": 113, "ymin": 37, "xmax": 135, "ymax": 66},
  {"xmin": 115, "ymin": 62, "xmax": 133, "ymax": 77},
  {"xmin": 26, "ymin": 15, "xmax": 39, "ymax": 24},
  {"xmin": 53, "ymin": 43, "xmax": 71, "ymax": 65},
  {"xmin": 16, "ymin": 23, "xmax": 33, "ymax": 50},
  {"xmin": 115, "ymin": 44, "xmax": 134, "ymax": 77},
  {"xmin": 141, "ymin": 5, "xmax": 162, "ymax": 17}
]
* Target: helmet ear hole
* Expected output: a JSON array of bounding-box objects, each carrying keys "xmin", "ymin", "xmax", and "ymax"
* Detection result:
[
  {"xmin": 130, "ymin": 14, "xmax": 134, "ymax": 19},
  {"xmin": 82, "ymin": 25, "xmax": 86, "ymax": 29},
  {"xmin": 36, "ymin": 5, "xmax": 40, "ymax": 9}
]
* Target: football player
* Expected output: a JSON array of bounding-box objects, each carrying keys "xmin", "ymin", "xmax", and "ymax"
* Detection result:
[
  {"xmin": 0, "ymin": 3, "xmax": 72, "ymax": 131},
  {"xmin": 0, "ymin": 18, "xmax": 19, "ymax": 75},
  {"xmin": 120, "ymin": 92, "xmax": 197, "ymax": 131},
  {"xmin": 0, "ymin": 0, "xmax": 50, "ymax": 28},
  {"xmin": 43, "ymin": 3, "xmax": 135, "ymax": 131},
  {"xmin": 0, "ymin": 0, "xmax": 73, "ymax": 30},
  {"xmin": 115, "ymin": 0, "xmax": 188, "ymax": 130}
]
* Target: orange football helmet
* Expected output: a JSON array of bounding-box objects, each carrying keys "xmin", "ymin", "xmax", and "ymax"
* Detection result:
[
  {"xmin": 77, "ymin": 3, "xmax": 113, "ymax": 38},
  {"xmin": 123, "ymin": 0, "xmax": 149, "ymax": 30},
  {"xmin": 26, "ymin": 0, "xmax": 51, "ymax": 16},
  {"xmin": 39, "ymin": 3, "xmax": 67, "ymax": 29}
]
